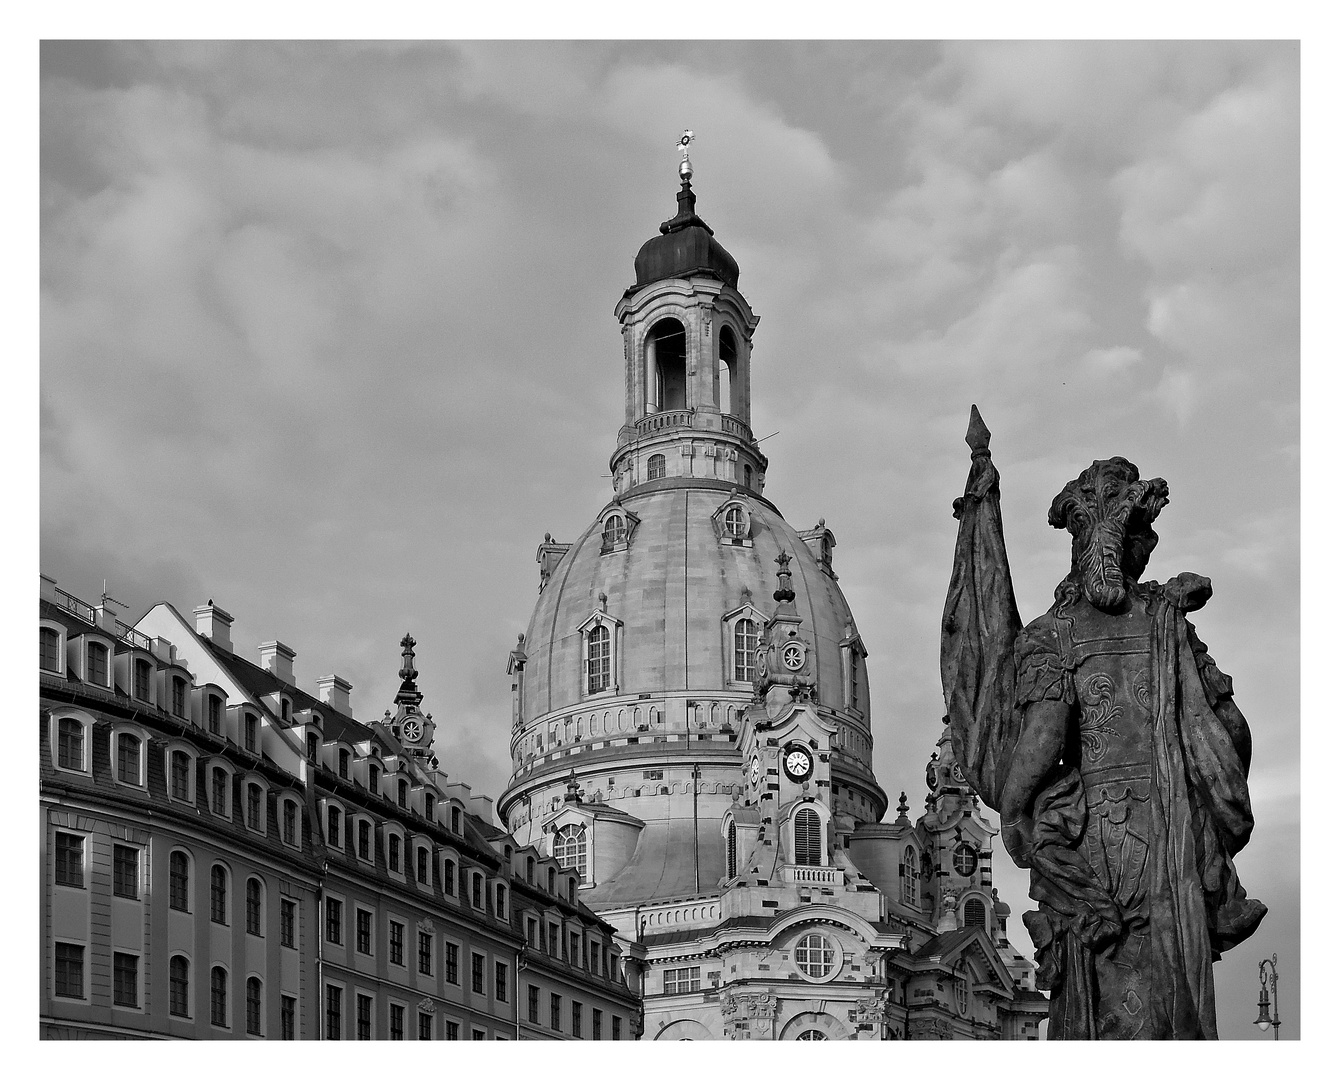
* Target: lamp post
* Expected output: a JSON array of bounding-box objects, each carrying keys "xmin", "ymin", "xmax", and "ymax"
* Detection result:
[{"xmin": 1254, "ymin": 953, "xmax": 1280, "ymax": 1040}]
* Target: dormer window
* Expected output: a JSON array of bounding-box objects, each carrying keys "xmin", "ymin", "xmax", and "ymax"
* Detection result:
[
  {"xmin": 281, "ymin": 699, "xmax": 290, "ymax": 723},
  {"xmin": 116, "ymin": 732, "xmax": 143, "ymax": 786},
  {"xmin": 207, "ymin": 695, "xmax": 223, "ymax": 736},
  {"xmin": 602, "ymin": 516, "xmax": 625, "ymax": 546},
  {"xmin": 398, "ymin": 780, "xmax": 408, "ymax": 809},
  {"xmin": 211, "ymin": 767, "xmax": 230, "ymax": 817},
  {"xmin": 282, "ymin": 798, "xmax": 299, "ymax": 847},
  {"xmin": 338, "ymin": 749, "xmax": 349, "ymax": 780},
  {"xmin": 424, "ymin": 793, "xmax": 435, "ymax": 820},
  {"xmin": 132, "ymin": 658, "xmax": 153, "ymax": 702},
  {"xmin": 307, "ymin": 732, "xmax": 319, "ymax": 760},
  {"xmin": 711, "ymin": 498, "xmax": 752, "ymax": 546},
  {"xmin": 387, "ymin": 833, "xmax": 402, "ymax": 874},
  {"xmin": 244, "ymin": 714, "xmax": 259, "ymax": 754},
  {"xmin": 171, "ymin": 676, "xmax": 187, "ymax": 718},
  {"xmin": 646, "ymin": 454, "xmax": 666, "ymax": 481},
  {"xmin": 733, "ymin": 618, "xmax": 758, "ymax": 682},
  {"xmin": 170, "ymin": 749, "xmax": 193, "ymax": 801},
  {"xmin": 586, "ymin": 625, "xmax": 610, "ymax": 694},
  {"xmin": 56, "ymin": 715, "xmax": 87, "ymax": 773},
  {"xmin": 367, "ymin": 764, "xmax": 379, "ymax": 794},
  {"xmin": 451, "ymin": 806, "xmax": 461, "ymax": 833},
  {"xmin": 554, "ymin": 824, "xmax": 588, "ymax": 882},
  {"xmin": 87, "ymin": 641, "xmax": 109, "ymax": 687},
  {"xmin": 357, "ymin": 819, "xmax": 371, "ymax": 861},
  {"xmin": 724, "ymin": 506, "xmax": 746, "ymax": 538},
  {"xmin": 326, "ymin": 805, "xmax": 342, "ymax": 849}
]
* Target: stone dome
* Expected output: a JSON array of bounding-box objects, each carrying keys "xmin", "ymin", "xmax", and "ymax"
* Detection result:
[{"xmin": 520, "ymin": 480, "xmax": 864, "ymax": 723}]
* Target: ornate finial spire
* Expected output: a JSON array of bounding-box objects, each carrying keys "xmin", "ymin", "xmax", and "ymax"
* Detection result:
[
  {"xmin": 773, "ymin": 551, "xmax": 795, "ymax": 604},
  {"xmin": 394, "ymin": 633, "xmax": 423, "ymax": 709},
  {"xmin": 564, "ymin": 769, "xmax": 583, "ymax": 804},
  {"xmin": 678, "ymin": 129, "xmax": 695, "ymax": 182},
  {"xmin": 896, "ymin": 792, "xmax": 910, "ymax": 820}
]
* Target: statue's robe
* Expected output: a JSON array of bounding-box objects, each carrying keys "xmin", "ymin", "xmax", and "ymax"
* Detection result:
[{"xmin": 1015, "ymin": 577, "xmax": 1264, "ymax": 1039}]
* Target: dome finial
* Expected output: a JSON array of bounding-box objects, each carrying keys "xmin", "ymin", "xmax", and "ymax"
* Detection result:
[{"xmin": 678, "ymin": 129, "xmax": 695, "ymax": 182}]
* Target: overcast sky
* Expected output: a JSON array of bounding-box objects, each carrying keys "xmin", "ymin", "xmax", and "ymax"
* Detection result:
[{"xmin": 39, "ymin": 40, "xmax": 1299, "ymax": 1038}]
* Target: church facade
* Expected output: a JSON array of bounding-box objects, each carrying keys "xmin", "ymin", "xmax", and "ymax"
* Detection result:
[{"xmin": 498, "ymin": 144, "xmax": 1048, "ymax": 1040}]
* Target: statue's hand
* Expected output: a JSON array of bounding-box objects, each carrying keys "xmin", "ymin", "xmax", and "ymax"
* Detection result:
[{"xmin": 1002, "ymin": 816, "xmax": 1035, "ymax": 867}]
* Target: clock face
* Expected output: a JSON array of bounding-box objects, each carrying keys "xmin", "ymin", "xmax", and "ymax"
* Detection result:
[
  {"xmin": 401, "ymin": 718, "xmax": 423, "ymax": 744},
  {"xmin": 951, "ymin": 762, "xmax": 967, "ymax": 785},
  {"xmin": 782, "ymin": 642, "xmax": 805, "ymax": 671},
  {"xmin": 750, "ymin": 756, "xmax": 761, "ymax": 783},
  {"xmin": 783, "ymin": 746, "xmax": 813, "ymax": 782}
]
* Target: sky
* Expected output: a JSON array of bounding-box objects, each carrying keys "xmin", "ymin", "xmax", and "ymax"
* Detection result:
[{"xmin": 38, "ymin": 39, "xmax": 1300, "ymax": 1039}]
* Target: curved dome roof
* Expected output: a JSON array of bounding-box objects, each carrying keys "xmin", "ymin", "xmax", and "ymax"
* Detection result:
[
  {"xmin": 522, "ymin": 480, "xmax": 862, "ymax": 723},
  {"xmin": 632, "ymin": 181, "xmax": 739, "ymax": 292}
]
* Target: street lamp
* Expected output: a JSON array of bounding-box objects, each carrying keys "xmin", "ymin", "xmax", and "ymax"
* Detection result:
[{"xmin": 1254, "ymin": 953, "xmax": 1280, "ymax": 1040}]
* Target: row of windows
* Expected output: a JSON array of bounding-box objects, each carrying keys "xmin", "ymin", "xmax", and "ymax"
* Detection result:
[
  {"xmin": 524, "ymin": 985, "xmax": 621, "ymax": 1039},
  {"xmin": 322, "ymin": 985, "xmax": 505, "ymax": 1041},
  {"xmin": 54, "ymin": 945, "xmax": 287, "ymax": 1036},
  {"xmin": 635, "ymin": 453, "xmax": 754, "ymax": 490}
]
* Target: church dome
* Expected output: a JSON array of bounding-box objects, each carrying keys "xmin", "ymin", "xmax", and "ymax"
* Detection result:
[
  {"xmin": 520, "ymin": 481, "xmax": 862, "ymax": 722},
  {"xmin": 632, "ymin": 180, "xmax": 739, "ymax": 292}
]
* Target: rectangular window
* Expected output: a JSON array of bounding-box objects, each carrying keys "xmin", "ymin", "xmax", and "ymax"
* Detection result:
[
  {"xmin": 592, "ymin": 1008, "xmax": 602, "ymax": 1040},
  {"xmin": 358, "ymin": 820, "xmax": 370, "ymax": 861},
  {"xmin": 281, "ymin": 995, "xmax": 296, "ymax": 1041},
  {"xmin": 662, "ymin": 966, "xmax": 702, "ymax": 994},
  {"xmin": 417, "ymin": 846, "xmax": 429, "ymax": 885},
  {"xmin": 527, "ymin": 917, "xmax": 538, "ymax": 948},
  {"xmin": 247, "ymin": 785, "xmax": 262, "ymax": 831},
  {"xmin": 281, "ymin": 900, "xmax": 297, "ymax": 948},
  {"xmin": 571, "ymin": 1001, "xmax": 582, "ymax": 1038},
  {"xmin": 356, "ymin": 993, "xmax": 372, "ymax": 1041},
  {"xmin": 283, "ymin": 800, "xmax": 297, "ymax": 845},
  {"xmin": 472, "ymin": 1029, "xmax": 486, "ymax": 1041},
  {"xmin": 356, "ymin": 909, "xmax": 372, "ymax": 955},
  {"xmin": 418, "ymin": 931, "xmax": 433, "ymax": 976},
  {"xmin": 444, "ymin": 941, "xmax": 458, "ymax": 984},
  {"xmin": 444, "ymin": 1021, "xmax": 459, "ymax": 1041},
  {"xmin": 113, "ymin": 844, "xmax": 138, "ymax": 900},
  {"xmin": 612, "ymin": 1015, "xmax": 622, "ymax": 1041},
  {"xmin": 211, "ymin": 769, "xmax": 228, "ymax": 815},
  {"xmin": 244, "ymin": 715, "xmax": 258, "ymax": 753},
  {"xmin": 57, "ymin": 719, "xmax": 83, "ymax": 771},
  {"xmin": 326, "ymin": 897, "xmax": 343, "ymax": 945},
  {"xmin": 208, "ymin": 695, "xmax": 222, "ymax": 735},
  {"xmin": 528, "ymin": 984, "xmax": 540, "ymax": 1025},
  {"xmin": 41, "ymin": 627, "xmax": 61, "ymax": 671},
  {"xmin": 494, "ymin": 960, "xmax": 507, "ymax": 1002},
  {"xmin": 54, "ymin": 832, "xmax": 84, "ymax": 889},
  {"xmin": 87, "ymin": 643, "xmax": 108, "ymax": 686},
  {"xmin": 170, "ymin": 750, "xmax": 190, "ymax": 800},
  {"xmin": 471, "ymin": 952, "xmax": 484, "ymax": 995},
  {"xmin": 117, "ymin": 734, "xmax": 141, "ymax": 784},
  {"xmin": 550, "ymin": 993, "xmax": 561, "ymax": 1031},
  {"xmin": 172, "ymin": 677, "xmax": 186, "ymax": 717},
  {"xmin": 133, "ymin": 660, "xmax": 151, "ymax": 701},
  {"xmin": 389, "ymin": 920, "xmax": 405, "ymax": 966},
  {"xmin": 325, "ymin": 984, "xmax": 342, "ymax": 1041},
  {"xmin": 54, "ymin": 942, "xmax": 84, "ymax": 998},
  {"xmin": 548, "ymin": 924, "xmax": 559, "ymax": 957},
  {"xmin": 569, "ymin": 931, "xmax": 580, "ymax": 964},
  {"xmin": 389, "ymin": 1003, "xmax": 404, "ymax": 1041},
  {"xmin": 418, "ymin": 1012, "xmax": 433, "ymax": 1041},
  {"xmin": 113, "ymin": 952, "xmax": 139, "ymax": 1008},
  {"xmin": 472, "ymin": 874, "xmax": 482, "ymax": 908}
]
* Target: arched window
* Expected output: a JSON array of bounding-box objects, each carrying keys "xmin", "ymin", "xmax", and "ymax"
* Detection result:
[
  {"xmin": 211, "ymin": 767, "xmax": 229, "ymax": 816},
  {"xmin": 210, "ymin": 865, "xmax": 228, "ymax": 924},
  {"xmin": 357, "ymin": 819, "xmax": 371, "ymax": 861},
  {"xmin": 245, "ymin": 878, "xmax": 263, "ymax": 935},
  {"xmin": 451, "ymin": 806, "xmax": 461, "ymax": 833},
  {"xmin": 132, "ymin": 658, "xmax": 153, "ymax": 701},
  {"xmin": 586, "ymin": 624, "xmax": 611, "ymax": 694},
  {"xmin": 901, "ymin": 845, "xmax": 918, "ymax": 907},
  {"xmin": 338, "ymin": 749, "xmax": 349, "ymax": 779},
  {"xmin": 718, "ymin": 324, "xmax": 738, "ymax": 415},
  {"xmin": 794, "ymin": 933, "xmax": 835, "ymax": 978},
  {"xmin": 554, "ymin": 824, "xmax": 588, "ymax": 881},
  {"xmin": 57, "ymin": 718, "xmax": 84, "ymax": 771},
  {"xmin": 424, "ymin": 793, "xmax": 435, "ymax": 820},
  {"xmin": 40, "ymin": 626, "xmax": 62, "ymax": 672},
  {"xmin": 472, "ymin": 872, "xmax": 483, "ymax": 908},
  {"xmin": 733, "ymin": 618, "xmax": 758, "ymax": 682},
  {"xmin": 388, "ymin": 833, "xmax": 402, "ymax": 873},
  {"xmin": 210, "ymin": 967, "xmax": 228, "ymax": 1027},
  {"xmin": 116, "ymin": 733, "xmax": 142, "ymax": 785},
  {"xmin": 726, "ymin": 825, "xmax": 737, "ymax": 879},
  {"xmin": 246, "ymin": 977, "xmax": 263, "ymax": 1035},
  {"xmin": 169, "ymin": 850, "xmax": 190, "ymax": 911},
  {"xmin": 416, "ymin": 846, "xmax": 430, "ymax": 885},
  {"xmin": 171, "ymin": 676, "xmax": 187, "ymax": 717},
  {"xmin": 306, "ymin": 732, "xmax": 319, "ymax": 759},
  {"xmin": 170, "ymin": 750, "xmax": 191, "ymax": 800},
  {"xmin": 169, "ymin": 955, "xmax": 190, "ymax": 1017},
  {"xmin": 207, "ymin": 695, "xmax": 223, "ymax": 735},
  {"xmin": 244, "ymin": 714, "xmax": 259, "ymax": 753},
  {"xmin": 398, "ymin": 780, "xmax": 408, "ymax": 808},
  {"xmin": 367, "ymin": 764, "xmax": 379, "ymax": 794},
  {"xmin": 443, "ymin": 858, "xmax": 457, "ymax": 896},
  {"xmin": 326, "ymin": 806, "xmax": 341, "ymax": 848},
  {"xmin": 495, "ymin": 883, "xmax": 506, "ymax": 917},
  {"xmin": 797, "ymin": 1030, "xmax": 827, "ymax": 1040},
  {"xmin": 646, "ymin": 454, "xmax": 666, "ymax": 481},
  {"xmin": 282, "ymin": 799, "xmax": 298, "ymax": 846},
  {"xmin": 86, "ymin": 641, "xmax": 109, "ymax": 686},
  {"xmin": 964, "ymin": 898, "xmax": 987, "ymax": 929},
  {"xmin": 793, "ymin": 808, "xmax": 822, "ymax": 867},
  {"xmin": 647, "ymin": 318, "xmax": 687, "ymax": 412},
  {"xmin": 246, "ymin": 783, "xmax": 263, "ymax": 831},
  {"xmin": 602, "ymin": 515, "xmax": 626, "ymax": 545}
]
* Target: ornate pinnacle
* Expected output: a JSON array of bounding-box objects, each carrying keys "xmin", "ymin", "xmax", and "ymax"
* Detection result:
[
  {"xmin": 399, "ymin": 633, "xmax": 418, "ymax": 681},
  {"xmin": 678, "ymin": 129, "xmax": 695, "ymax": 182},
  {"xmin": 773, "ymin": 551, "xmax": 795, "ymax": 604},
  {"xmin": 564, "ymin": 769, "xmax": 583, "ymax": 804}
]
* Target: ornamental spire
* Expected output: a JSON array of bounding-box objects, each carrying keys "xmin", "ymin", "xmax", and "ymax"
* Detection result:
[
  {"xmin": 395, "ymin": 632, "xmax": 423, "ymax": 709},
  {"xmin": 677, "ymin": 129, "xmax": 695, "ymax": 182}
]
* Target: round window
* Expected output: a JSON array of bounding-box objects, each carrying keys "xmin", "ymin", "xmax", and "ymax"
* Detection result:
[
  {"xmin": 953, "ymin": 842, "xmax": 978, "ymax": 877},
  {"xmin": 794, "ymin": 932, "xmax": 837, "ymax": 979},
  {"xmin": 796, "ymin": 1030, "xmax": 827, "ymax": 1040},
  {"xmin": 724, "ymin": 505, "xmax": 747, "ymax": 538},
  {"xmin": 603, "ymin": 515, "xmax": 626, "ymax": 544}
]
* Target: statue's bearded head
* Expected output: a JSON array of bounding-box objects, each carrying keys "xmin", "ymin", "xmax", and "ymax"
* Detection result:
[{"xmin": 1048, "ymin": 458, "xmax": 1169, "ymax": 611}]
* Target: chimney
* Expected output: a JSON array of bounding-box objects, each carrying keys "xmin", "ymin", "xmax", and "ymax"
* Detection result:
[
  {"xmin": 316, "ymin": 674, "xmax": 352, "ymax": 715},
  {"xmin": 40, "ymin": 574, "xmax": 58, "ymax": 603},
  {"xmin": 258, "ymin": 641, "xmax": 296, "ymax": 684},
  {"xmin": 194, "ymin": 601, "xmax": 234, "ymax": 652}
]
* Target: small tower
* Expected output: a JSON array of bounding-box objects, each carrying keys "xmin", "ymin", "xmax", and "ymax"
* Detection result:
[
  {"xmin": 390, "ymin": 633, "xmax": 438, "ymax": 768},
  {"xmin": 611, "ymin": 132, "xmax": 765, "ymax": 497}
]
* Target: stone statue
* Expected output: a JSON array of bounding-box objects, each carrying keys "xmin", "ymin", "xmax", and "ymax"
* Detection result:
[{"xmin": 940, "ymin": 407, "xmax": 1266, "ymax": 1039}]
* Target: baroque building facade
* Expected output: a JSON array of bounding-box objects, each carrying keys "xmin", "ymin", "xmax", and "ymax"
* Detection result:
[
  {"xmin": 40, "ymin": 575, "xmax": 638, "ymax": 1040},
  {"xmin": 498, "ymin": 148, "xmax": 1048, "ymax": 1040}
]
